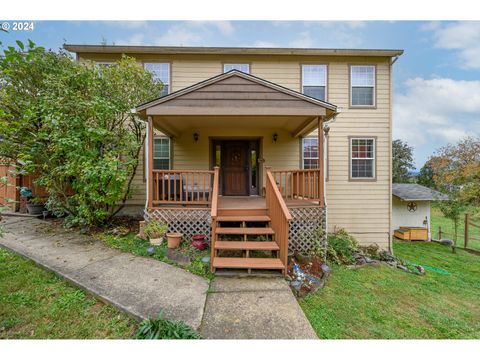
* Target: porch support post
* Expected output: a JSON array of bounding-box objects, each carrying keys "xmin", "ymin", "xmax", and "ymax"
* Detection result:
[
  {"xmin": 148, "ymin": 116, "xmax": 154, "ymax": 209},
  {"xmin": 318, "ymin": 116, "xmax": 325, "ymax": 207}
]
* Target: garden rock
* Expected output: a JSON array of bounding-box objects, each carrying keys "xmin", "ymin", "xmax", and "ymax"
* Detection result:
[
  {"xmin": 440, "ymin": 239, "xmax": 454, "ymax": 246},
  {"xmin": 166, "ymin": 249, "xmax": 191, "ymax": 266},
  {"xmin": 201, "ymin": 256, "xmax": 210, "ymax": 264}
]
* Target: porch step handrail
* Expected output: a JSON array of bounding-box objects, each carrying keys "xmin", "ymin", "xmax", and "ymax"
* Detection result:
[
  {"xmin": 265, "ymin": 167, "xmax": 292, "ymax": 273},
  {"xmin": 210, "ymin": 166, "xmax": 220, "ymax": 218},
  {"xmin": 151, "ymin": 169, "xmax": 215, "ymax": 206},
  {"xmin": 270, "ymin": 168, "xmax": 323, "ymax": 205}
]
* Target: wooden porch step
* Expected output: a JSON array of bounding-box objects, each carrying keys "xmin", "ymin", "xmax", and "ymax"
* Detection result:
[
  {"xmin": 216, "ymin": 215, "xmax": 271, "ymax": 222},
  {"xmin": 212, "ymin": 257, "xmax": 284, "ymax": 270},
  {"xmin": 215, "ymin": 241, "xmax": 279, "ymax": 251},
  {"xmin": 217, "ymin": 208, "xmax": 268, "ymax": 217},
  {"xmin": 215, "ymin": 227, "xmax": 275, "ymax": 235}
]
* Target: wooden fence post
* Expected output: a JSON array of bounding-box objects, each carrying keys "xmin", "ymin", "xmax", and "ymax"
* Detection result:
[{"xmin": 464, "ymin": 213, "xmax": 470, "ymax": 249}]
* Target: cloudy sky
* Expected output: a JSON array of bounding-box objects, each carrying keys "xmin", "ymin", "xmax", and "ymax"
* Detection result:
[{"xmin": 1, "ymin": 20, "xmax": 479, "ymax": 168}]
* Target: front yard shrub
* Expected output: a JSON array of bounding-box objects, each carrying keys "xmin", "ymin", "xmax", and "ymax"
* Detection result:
[
  {"xmin": 0, "ymin": 41, "xmax": 164, "ymax": 227},
  {"xmin": 135, "ymin": 312, "xmax": 200, "ymax": 340},
  {"xmin": 326, "ymin": 229, "xmax": 360, "ymax": 265}
]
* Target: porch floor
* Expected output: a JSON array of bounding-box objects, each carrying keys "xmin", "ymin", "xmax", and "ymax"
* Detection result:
[{"xmin": 218, "ymin": 196, "xmax": 318, "ymax": 209}]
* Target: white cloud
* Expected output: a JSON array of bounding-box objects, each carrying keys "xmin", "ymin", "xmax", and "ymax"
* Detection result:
[
  {"xmin": 155, "ymin": 25, "xmax": 203, "ymax": 46},
  {"xmin": 115, "ymin": 33, "xmax": 145, "ymax": 45},
  {"xmin": 289, "ymin": 31, "xmax": 313, "ymax": 48},
  {"xmin": 104, "ymin": 21, "xmax": 147, "ymax": 29},
  {"xmin": 425, "ymin": 21, "xmax": 480, "ymax": 69},
  {"xmin": 250, "ymin": 40, "xmax": 278, "ymax": 47},
  {"xmin": 394, "ymin": 77, "xmax": 480, "ymax": 147}
]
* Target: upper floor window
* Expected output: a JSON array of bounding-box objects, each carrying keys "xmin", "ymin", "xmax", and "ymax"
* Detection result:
[
  {"xmin": 223, "ymin": 63, "xmax": 250, "ymax": 73},
  {"xmin": 96, "ymin": 61, "xmax": 113, "ymax": 67},
  {"xmin": 153, "ymin": 137, "xmax": 171, "ymax": 170},
  {"xmin": 144, "ymin": 63, "xmax": 170, "ymax": 97},
  {"xmin": 350, "ymin": 65, "xmax": 375, "ymax": 107},
  {"xmin": 350, "ymin": 137, "xmax": 375, "ymax": 180},
  {"xmin": 302, "ymin": 65, "xmax": 327, "ymax": 101}
]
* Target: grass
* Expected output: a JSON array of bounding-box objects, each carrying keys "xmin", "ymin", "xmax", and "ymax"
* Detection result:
[
  {"xmin": 299, "ymin": 240, "xmax": 480, "ymax": 339},
  {"xmin": 431, "ymin": 205, "xmax": 480, "ymax": 250},
  {"xmin": 94, "ymin": 232, "xmax": 213, "ymax": 280},
  {"xmin": 0, "ymin": 247, "xmax": 136, "ymax": 339}
]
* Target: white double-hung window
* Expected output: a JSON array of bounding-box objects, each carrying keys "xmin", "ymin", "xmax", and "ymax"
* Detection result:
[
  {"xmin": 350, "ymin": 65, "xmax": 375, "ymax": 107},
  {"xmin": 144, "ymin": 63, "xmax": 170, "ymax": 97},
  {"xmin": 153, "ymin": 137, "xmax": 171, "ymax": 170},
  {"xmin": 350, "ymin": 138, "xmax": 375, "ymax": 179},
  {"xmin": 302, "ymin": 65, "xmax": 327, "ymax": 101}
]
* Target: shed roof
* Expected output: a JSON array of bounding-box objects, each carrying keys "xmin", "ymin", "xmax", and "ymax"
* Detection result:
[{"xmin": 392, "ymin": 183, "xmax": 449, "ymax": 201}]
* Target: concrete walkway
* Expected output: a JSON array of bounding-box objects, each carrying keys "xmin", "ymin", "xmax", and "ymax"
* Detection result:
[
  {"xmin": 0, "ymin": 216, "xmax": 317, "ymax": 339},
  {"xmin": 200, "ymin": 277, "xmax": 317, "ymax": 339},
  {"xmin": 0, "ymin": 216, "xmax": 209, "ymax": 330}
]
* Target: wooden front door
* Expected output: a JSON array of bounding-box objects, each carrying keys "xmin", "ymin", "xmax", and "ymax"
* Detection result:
[{"xmin": 223, "ymin": 141, "xmax": 249, "ymax": 196}]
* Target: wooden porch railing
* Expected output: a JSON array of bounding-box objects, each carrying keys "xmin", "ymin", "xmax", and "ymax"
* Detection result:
[
  {"xmin": 270, "ymin": 169, "xmax": 323, "ymax": 204},
  {"xmin": 265, "ymin": 168, "xmax": 292, "ymax": 273},
  {"xmin": 151, "ymin": 170, "xmax": 215, "ymax": 206}
]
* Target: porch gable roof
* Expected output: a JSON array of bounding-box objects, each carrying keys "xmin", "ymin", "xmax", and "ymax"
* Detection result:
[{"xmin": 135, "ymin": 70, "xmax": 338, "ymax": 118}]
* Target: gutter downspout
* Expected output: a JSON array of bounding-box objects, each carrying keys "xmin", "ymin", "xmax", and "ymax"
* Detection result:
[{"xmin": 321, "ymin": 110, "xmax": 340, "ymax": 241}]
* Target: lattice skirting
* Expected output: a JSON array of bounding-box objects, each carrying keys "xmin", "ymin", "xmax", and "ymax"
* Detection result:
[
  {"xmin": 144, "ymin": 206, "xmax": 326, "ymax": 252},
  {"xmin": 288, "ymin": 206, "xmax": 327, "ymax": 253},
  {"xmin": 144, "ymin": 208, "xmax": 211, "ymax": 242}
]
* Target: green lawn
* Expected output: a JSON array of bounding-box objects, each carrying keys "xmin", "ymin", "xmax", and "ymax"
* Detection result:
[
  {"xmin": 300, "ymin": 240, "xmax": 480, "ymax": 339},
  {"xmin": 0, "ymin": 247, "xmax": 137, "ymax": 339},
  {"xmin": 431, "ymin": 206, "xmax": 480, "ymax": 250}
]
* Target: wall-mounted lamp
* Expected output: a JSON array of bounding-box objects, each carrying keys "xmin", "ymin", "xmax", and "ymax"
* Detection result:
[
  {"xmin": 193, "ymin": 133, "xmax": 199, "ymax": 142},
  {"xmin": 273, "ymin": 133, "xmax": 278, "ymax": 143}
]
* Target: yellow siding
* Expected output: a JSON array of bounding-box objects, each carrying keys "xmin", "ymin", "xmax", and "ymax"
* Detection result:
[
  {"xmin": 173, "ymin": 126, "xmax": 300, "ymax": 185},
  {"xmin": 78, "ymin": 51, "xmax": 392, "ymax": 248}
]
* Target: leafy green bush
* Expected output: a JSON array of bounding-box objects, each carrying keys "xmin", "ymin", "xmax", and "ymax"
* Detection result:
[
  {"xmin": 0, "ymin": 41, "xmax": 164, "ymax": 227},
  {"xmin": 144, "ymin": 220, "xmax": 168, "ymax": 239},
  {"xmin": 326, "ymin": 229, "xmax": 360, "ymax": 265},
  {"xmin": 135, "ymin": 312, "xmax": 200, "ymax": 340}
]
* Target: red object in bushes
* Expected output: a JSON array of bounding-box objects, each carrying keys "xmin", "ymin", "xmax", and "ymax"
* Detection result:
[{"xmin": 192, "ymin": 234, "xmax": 208, "ymax": 250}]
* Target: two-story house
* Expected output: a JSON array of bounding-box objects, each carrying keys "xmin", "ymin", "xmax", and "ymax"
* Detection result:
[{"xmin": 64, "ymin": 44, "xmax": 403, "ymax": 274}]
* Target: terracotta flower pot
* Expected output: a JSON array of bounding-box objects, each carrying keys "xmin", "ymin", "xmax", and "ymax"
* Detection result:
[{"xmin": 166, "ymin": 233, "xmax": 182, "ymax": 249}]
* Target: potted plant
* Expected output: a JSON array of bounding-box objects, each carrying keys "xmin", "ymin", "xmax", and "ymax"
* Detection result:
[
  {"xmin": 144, "ymin": 220, "xmax": 168, "ymax": 246},
  {"xmin": 166, "ymin": 233, "xmax": 182, "ymax": 249},
  {"xmin": 192, "ymin": 234, "xmax": 208, "ymax": 250},
  {"xmin": 26, "ymin": 197, "xmax": 46, "ymax": 215}
]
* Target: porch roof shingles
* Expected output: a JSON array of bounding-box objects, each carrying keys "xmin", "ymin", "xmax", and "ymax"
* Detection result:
[{"xmin": 135, "ymin": 70, "xmax": 337, "ymax": 118}]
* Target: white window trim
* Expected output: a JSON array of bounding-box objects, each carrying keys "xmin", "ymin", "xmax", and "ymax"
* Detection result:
[
  {"xmin": 350, "ymin": 137, "xmax": 376, "ymax": 179},
  {"xmin": 153, "ymin": 136, "xmax": 171, "ymax": 170},
  {"xmin": 96, "ymin": 61, "xmax": 113, "ymax": 67},
  {"xmin": 144, "ymin": 62, "xmax": 170, "ymax": 95},
  {"xmin": 301, "ymin": 64, "xmax": 327, "ymax": 101},
  {"xmin": 350, "ymin": 65, "xmax": 376, "ymax": 107},
  {"xmin": 223, "ymin": 63, "xmax": 250, "ymax": 73},
  {"xmin": 302, "ymin": 137, "xmax": 319, "ymax": 170}
]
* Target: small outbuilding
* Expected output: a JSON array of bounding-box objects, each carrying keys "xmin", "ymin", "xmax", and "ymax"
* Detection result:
[{"xmin": 392, "ymin": 183, "xmax": 448, "ymax": 241}]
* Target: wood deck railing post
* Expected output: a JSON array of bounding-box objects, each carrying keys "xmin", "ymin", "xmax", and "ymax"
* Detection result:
[
  {"xmin": 147, "ymin": 116, "xmax": 154, "ymax": 209},
  {"xmin": 318, "ymin": 116, "xmax": 325, "ymax": 207}
]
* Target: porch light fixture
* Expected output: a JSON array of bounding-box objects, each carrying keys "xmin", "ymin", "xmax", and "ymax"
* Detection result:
[
  {"xmin": 273, "ymin": 133, "xmax": 278, "ymax": 143},
  {"xmin": 193, "ymin": 133, "xmax": 199, "ymax": 142}
]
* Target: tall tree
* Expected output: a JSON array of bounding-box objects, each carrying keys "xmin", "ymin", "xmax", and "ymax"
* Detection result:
[
  {"xmin": 428, "ymin": 136, "xmax": 480, "ymax": 206},
  {"xmin": 392, "ymin": 139, "xmax": 415, "ymax": 183},
  {"xmin": 0, "ymin": 41, "xmax": 164, "ymax": 226},
  {"xmin": 416, "ymin": 160, "xmax": 436, "ymax": 188}
]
